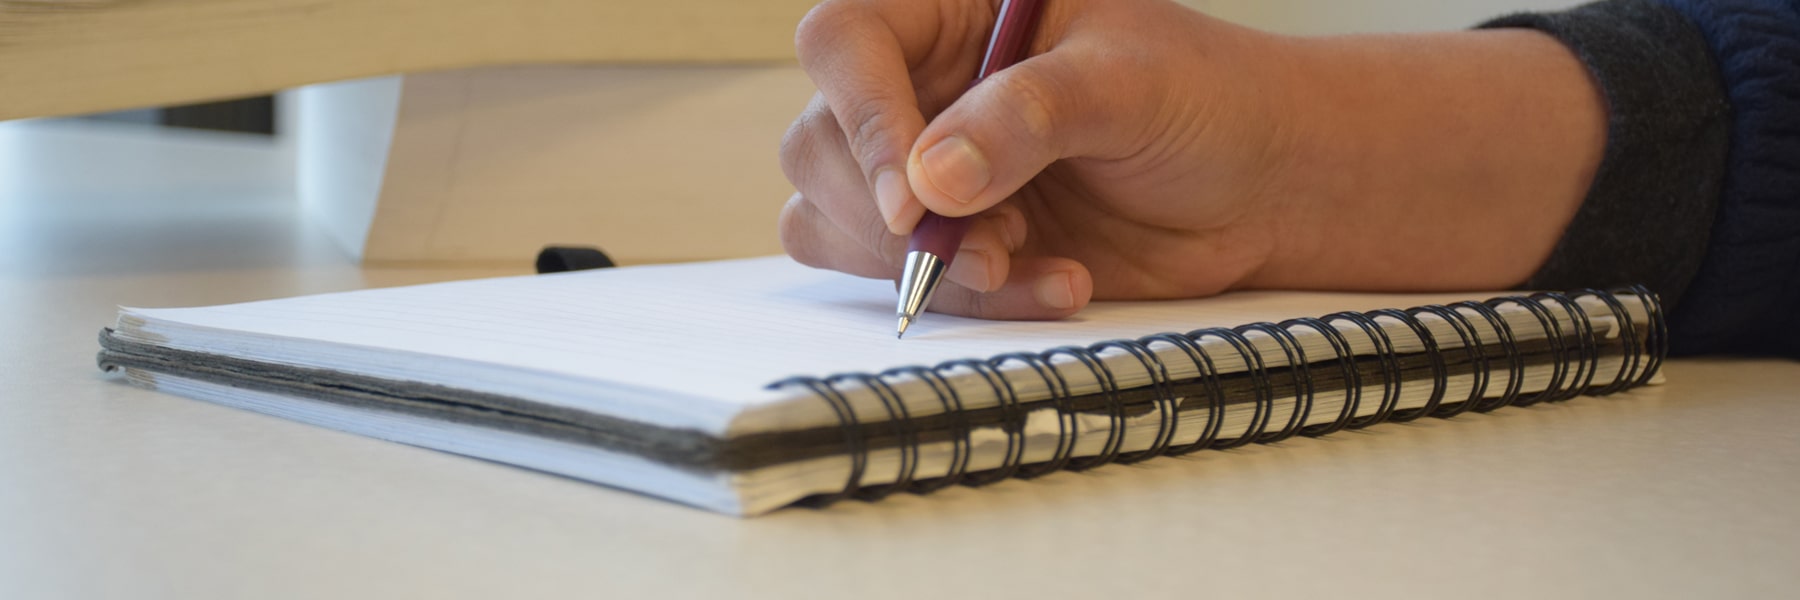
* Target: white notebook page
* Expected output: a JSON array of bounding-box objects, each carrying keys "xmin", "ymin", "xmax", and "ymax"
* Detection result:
[{"xmin": 121, "ymin": 256, "xmax": 1506, "ymax": 426}]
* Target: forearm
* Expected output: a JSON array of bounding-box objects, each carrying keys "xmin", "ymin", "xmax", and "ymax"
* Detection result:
[{"xmin": 1244, "ymin": 29, "xmax": 1607, "ymax": 291}]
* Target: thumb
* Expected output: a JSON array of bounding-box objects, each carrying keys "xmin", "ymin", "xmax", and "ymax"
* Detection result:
[{"xmin": 906, "ymin": 52, "xmax": 1114, "ymax": 216}]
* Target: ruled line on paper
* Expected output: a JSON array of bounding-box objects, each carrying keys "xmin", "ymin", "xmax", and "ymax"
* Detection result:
[{"xmin": 127, "ymin": 256, "xmax": 1521, "ymax": 406}]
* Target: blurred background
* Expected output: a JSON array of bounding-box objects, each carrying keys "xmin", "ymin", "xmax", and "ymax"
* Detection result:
[{"xmin": 0, "ymin": 0, "xmax": 1583, "ymax": 276}]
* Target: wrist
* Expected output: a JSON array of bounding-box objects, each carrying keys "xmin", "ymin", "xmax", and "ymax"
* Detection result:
[{"xmin": 1245, "ymin": 29, "xmax": 1606, "ymax": 292}]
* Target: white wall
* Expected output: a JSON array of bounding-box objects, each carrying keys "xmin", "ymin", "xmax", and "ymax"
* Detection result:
[{"xmin": 282, "ymin": 77, "xmax": 403, "ymax": 259}]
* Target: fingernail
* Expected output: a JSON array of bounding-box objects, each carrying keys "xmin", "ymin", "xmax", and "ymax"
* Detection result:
[
  {"xmin": 1035, "ymin": 271, "xmax": 1077, "ymax": 310},
  {"xmin": 919, "ymin": 136, "xmax": 991, "ymax": 205},
  {"xmin": 874, "ymin": 169, "xmax": 911, "ymax": 232}
]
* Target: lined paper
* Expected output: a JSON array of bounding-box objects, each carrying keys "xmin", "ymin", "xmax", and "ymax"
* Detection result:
[{"xmin": 120, "ymin": 256, "xmax": 1512, "ymax": 422}]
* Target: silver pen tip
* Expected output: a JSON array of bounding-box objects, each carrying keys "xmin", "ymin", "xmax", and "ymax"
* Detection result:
[{"xmin": 896, "ymin": 315, "xmax": 912, "ymax": 339}]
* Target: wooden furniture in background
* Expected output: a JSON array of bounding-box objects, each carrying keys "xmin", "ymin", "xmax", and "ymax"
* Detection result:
[{"xmin": 0, "ymin": 0, "xmax": 816, "ymax": 121}]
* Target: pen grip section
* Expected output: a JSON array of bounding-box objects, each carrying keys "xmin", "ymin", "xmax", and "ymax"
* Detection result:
[{"xmin": 907, "ymin": 213, "xmax": 970, "ymax": 265}]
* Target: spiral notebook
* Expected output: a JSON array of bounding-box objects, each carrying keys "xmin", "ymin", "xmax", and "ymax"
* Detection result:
[{"xmin": 96, "ymin": 256, "xmax": 1666, "ymax": 516}]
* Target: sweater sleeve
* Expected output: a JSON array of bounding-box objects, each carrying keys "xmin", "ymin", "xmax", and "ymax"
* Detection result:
[
  {"xmin": 1652, "ymin": 0, "xmax": 1800, "ymax": 357},
  {"xmin": 1482, "ymin": 0, "xmax": 1800, "ymax": 357}
]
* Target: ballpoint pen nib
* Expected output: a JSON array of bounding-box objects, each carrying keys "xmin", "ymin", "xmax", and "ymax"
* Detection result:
[{"xmin": 894, "ymin": 250, "xmax": 946, "ymax": 341}]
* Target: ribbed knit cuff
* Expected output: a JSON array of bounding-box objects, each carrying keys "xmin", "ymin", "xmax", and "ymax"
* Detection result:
[
  {"xmin": 1481, "ymin": 0, "xmax": 1731, "ymax": 313},
  {"xmin": 1651, "ymin": 0, "xmax": 1800, "ymax": 356}
]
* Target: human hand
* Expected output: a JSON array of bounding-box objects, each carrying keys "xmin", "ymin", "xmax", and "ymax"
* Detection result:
[
  {"xmin": 778, "ymin": 0, "xmax": 1605, "ymax": 319},
  {"xmin": 781, "ymin": 0, "xmax": 1300, "ymax": 319}
]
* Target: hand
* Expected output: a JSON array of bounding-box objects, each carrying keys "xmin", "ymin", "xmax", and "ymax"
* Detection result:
[
  {"xmin": 778, "ymin": 0, "xmax": 1605, "ymax": 319},
  {"xmin": 781, "ymin": 0, "xmax": 1294, "ymax": 318}
]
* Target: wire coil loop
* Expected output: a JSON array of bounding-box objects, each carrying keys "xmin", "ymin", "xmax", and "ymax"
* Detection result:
[{"xmin": 778, "ymin": 289, "xmax": 1665, "ymax": 507}]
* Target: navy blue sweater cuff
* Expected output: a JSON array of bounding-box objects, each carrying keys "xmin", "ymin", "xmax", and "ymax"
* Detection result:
[
  {"xmin": 1481, "ymin": 1, "xmax": 1730, "ymax": 320},
  {"xmin": 1485, "ymin": 0, "xmax": 1800, "ymax": 357},
  {"xmin": 1653, "ymin": 0, "xmax": 1800, "ymax": 356}
]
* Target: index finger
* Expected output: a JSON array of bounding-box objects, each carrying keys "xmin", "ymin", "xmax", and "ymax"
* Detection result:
[{"xmin": 793, "ymin": 0, "xmax": 991, "ymax": 234}]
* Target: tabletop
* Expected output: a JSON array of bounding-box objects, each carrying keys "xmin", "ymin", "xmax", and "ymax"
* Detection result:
[{"xmin": 4, "ymin": 119, "xmax": 1798, "ymax": 599}]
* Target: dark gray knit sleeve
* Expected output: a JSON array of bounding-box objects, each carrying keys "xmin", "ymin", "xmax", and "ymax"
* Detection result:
[{"xmin": 1480, "ymin": 0, "xmax": 1731, "ymax": 310}]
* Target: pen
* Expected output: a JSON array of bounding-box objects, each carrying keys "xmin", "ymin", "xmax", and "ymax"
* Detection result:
[{"xmin": 895, "ymin": 0, "xmax": 1046, "ymax": 339}]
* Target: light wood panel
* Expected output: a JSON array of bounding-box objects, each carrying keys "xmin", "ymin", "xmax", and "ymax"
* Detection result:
[
  {"xmin": 362, "ymin": 65, "xmax": 812, "ymax": 265},
  {"xmin": 0, "ymin": 0, "xmax": 816, "ymax": 120}
]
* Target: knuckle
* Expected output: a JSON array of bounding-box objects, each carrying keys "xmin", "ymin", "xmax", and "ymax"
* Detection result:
[
  {"xmin": 777, "ymin": 195, "xmax": 826, "ymax": 267},
  {"xmin": 778, "ymin": 102, "xmax": 838, "ymax": 187},
  {"xmin": 777, "ymin": 122, "xmax": 809, "ymax": 185},
  {"xmin": 959, "ymin": 290, "xmax": 997, "ymax": 319},
  {"xmin": 840, "ymin": 94, "xmax": 902, "ymax": 170},
  {"xmin": 998, "ymin": 67, "xmax": 1064, "ymax": 146},
  {"xmin": 794, "ymin": 0, "xmax": 857, "ymax": 69}
]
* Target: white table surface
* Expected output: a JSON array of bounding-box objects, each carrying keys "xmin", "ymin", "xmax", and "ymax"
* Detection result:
[{"xmin": 4, "ymin": 119, "xmax": 1798, "ymax": 599}]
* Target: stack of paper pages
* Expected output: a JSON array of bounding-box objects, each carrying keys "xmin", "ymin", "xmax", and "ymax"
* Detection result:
[{"xmin": 98, "ymin": 257, "xmax": 1665, "ymax": 516}]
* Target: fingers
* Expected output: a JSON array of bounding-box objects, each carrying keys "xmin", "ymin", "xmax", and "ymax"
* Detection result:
[
  {"xmin": 794, "ymin": 0, "xmax": 939, "ymax": 235},
  {"xmin": 907, "ymin": 51, "xmax": 1119, "ymax": 217},
  {"xmin": 782, "ymin": 90, "xmax": 1029, "ymax": 293},
  {"xmin": 926, "ymin": 255, "xmax": 1094, "ymax": 320},
  {"xmin": 942, "ymin": 203, "xmax": 1027, "ymax": 292},
  {"xmin": 779, "ymin": 193, "xmax": 897, "ymax": 280},
  {"xmin": 783, "ymin": 193, "xmax": 1091, "ymax": 320},
  {"xmin": 780, "ymin": 94, "xmax": 902, "ymax": 267},
  {"xmin": 787, "ymin": 0, "xmax": 1100, "ymax": 320},
  {"xmin": 780, "ymin": 190, "xmax": 1026, "ymax": 293}
]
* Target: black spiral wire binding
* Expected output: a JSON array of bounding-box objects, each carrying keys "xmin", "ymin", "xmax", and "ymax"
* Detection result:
[
  {"xmin": 1454, "ymin": 300, "xmax": 1527, "ymax": 413},
  {"xmin": 1628, "ymin": 285, "xmax": 1668, "ymax": 385},
  {"xmin": 1095, "ymin": 339, "xmax": 1180, "ymax": 463},
  {"xmin": 1233, "ymin": 322, "xmax": 1314, "ymax": 444},
  {"xmin": 941, "ymin": 358, "xmax": 1026, "ymax": 486},
  {"xmin": 1280, "ymin": 316, "xmax": 1364, "ymax": 437},
  {"xmin": 1325, "ymin": 311, "xmax": 1405, "ymax": 429},
  {"xmin": 1369, "ymin": 308, "xmax": 1447, "ymax": 422},
  {"xmin": 846, "ymin": 373, "xmax": 917, "ymax": 499},
  {"xmin": 825, "ymin": 373, "xmax": 915, "ymax": 501},
  {"xmin": 1532, "ymin": 292, "xmax": 1599, "ymax": 402},
  {"xmin": 992, "ymin": 352, "xmax": 1079, "ymax": 478},
  {"xmin": 774, "ymin": 289, "xmax": 1665, "ymax": 508},
  {"xmin": 769, "ymin": 376, "xmax": 864, "ymax": 507},
  {"xmin": 1142, "ymin": 332, "xmax": 1228, "ymax": 454},
  {"xmin": 1047, "ymin": 346, "xmax": 1130, "ymax": 471},
  {"xmin": 880, "ymin": 365, "xmax": 967, "ymax": 493},
  {"xmin": 1184, "ymin": 328, "xmax": 1271, "ymax": 450},
  {"xmin": 1486, "ymin": 296, "xmax": 1567, "ymax": 408},
  {"xmin": 1405, "ymin": 304, "xmax": 1488, "ymax": 419},
  {"xmin": 1574, "ymin": 289, "xmax": 1642, "ymax": 395}
]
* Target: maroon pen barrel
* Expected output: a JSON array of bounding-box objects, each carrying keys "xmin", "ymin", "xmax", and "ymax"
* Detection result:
[
  {"xmin": 895, "ymin": 0, "xmax": 1044, "ymax": 330},
  {"xmin": 978, "ymin": 0, "xmax": 1045, "ymax": 80},
  {"xmin": 907, "ymin": 212, "xmax": 971, "ymax": 265},
  {"xmin": 905, "ymin": 0, "xmax": 1043, "ymax": 267}
]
